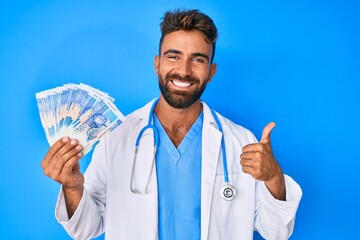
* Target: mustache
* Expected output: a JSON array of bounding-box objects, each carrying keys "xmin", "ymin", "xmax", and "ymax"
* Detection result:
[{"xmin": 165, "ymin": 73, "xmax": 200, "ymax": 84}]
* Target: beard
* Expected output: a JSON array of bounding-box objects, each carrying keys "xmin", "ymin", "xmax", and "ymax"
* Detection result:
[{"xmin": 158, "ymin": 72, "xmax": 208, "ymax": 109}]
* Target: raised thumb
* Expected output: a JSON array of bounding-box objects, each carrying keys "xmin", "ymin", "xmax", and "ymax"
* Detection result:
[{"xmin": 260, "ymin": 122, "xmax": 276, "ymax": 143}]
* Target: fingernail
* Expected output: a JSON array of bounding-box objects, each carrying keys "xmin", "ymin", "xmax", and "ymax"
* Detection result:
[
  {"xmin": 70, "ymin": 139, "xmax": 77, "ymax": 145},
  {"xmin": 77, "ymin": 153, "xmax": 83, "ymax": 157},
  {"xmin": 62, "ymin": 137, "xmax": 69, "ymax": 143},
  {"xmin": 75, "ymin": 145, "xmax": 82, "ymax": 150}
]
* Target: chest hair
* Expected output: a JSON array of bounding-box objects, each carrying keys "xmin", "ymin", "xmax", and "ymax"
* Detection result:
[{"xmin": 164, "ymin": 125, "xmax": 189, "ymax": 147}]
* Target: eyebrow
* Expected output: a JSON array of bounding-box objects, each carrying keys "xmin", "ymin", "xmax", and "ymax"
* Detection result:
[
  {"xmin": 163, "ymin": 49, "xmax": 181, "ymax": 56},
  {"xmin": 163, "ymin": 49, "xmax": 210, "ymax": 61}
]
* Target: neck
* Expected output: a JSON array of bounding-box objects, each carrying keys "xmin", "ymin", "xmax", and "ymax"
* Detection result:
[{"xmin": 154, "ymin": 96, "xmax": 203, "ymax": 147}]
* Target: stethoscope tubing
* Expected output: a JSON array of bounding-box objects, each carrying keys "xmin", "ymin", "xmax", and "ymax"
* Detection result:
[
  {"xmin": 131, "ymin": 98, "xmax": 235, "ymax": 200},
  {"xmin": 210, "ymin": 108, "xmax": 229, "ymax": 184}
]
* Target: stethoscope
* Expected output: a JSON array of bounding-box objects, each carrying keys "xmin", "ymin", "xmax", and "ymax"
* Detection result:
[{"xmin": 130, "ymin": 98, "xmax": 236, "ymax": 201}]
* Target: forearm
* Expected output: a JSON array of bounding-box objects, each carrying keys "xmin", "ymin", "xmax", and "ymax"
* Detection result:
[
  {"xmin": 63, "ymin": 185, "xmax": 84, "ymax": 218},
  {"xmin": 265, "ymin": 173, "xmax": 286, "ymax": 201}
]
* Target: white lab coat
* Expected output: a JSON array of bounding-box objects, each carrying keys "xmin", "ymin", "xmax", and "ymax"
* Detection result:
[{"xmin": 56, "ymin": 99, "xmax": 302, "ymax": 240}]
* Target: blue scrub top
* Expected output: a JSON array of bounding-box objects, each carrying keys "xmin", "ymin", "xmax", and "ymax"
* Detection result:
[{"xmin": 154, "ymin": 112, "xmax": 203, "ymax": 240}]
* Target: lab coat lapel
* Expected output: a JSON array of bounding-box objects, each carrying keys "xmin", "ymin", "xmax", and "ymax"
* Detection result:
[
  {"xmin": 128, "ymin": 99, "xmax": 159, "ymax": 238},
  {"xmin": 201, "ymin": 103, "xmax": 222, "ymax": 240}
]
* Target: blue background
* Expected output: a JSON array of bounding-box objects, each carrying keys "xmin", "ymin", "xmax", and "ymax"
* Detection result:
[{"xmin": 0, "ymin": 0, "xmax": 359, "ymax": 239}]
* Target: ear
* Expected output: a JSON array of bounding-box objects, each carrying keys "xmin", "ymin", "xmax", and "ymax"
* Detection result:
[
  {"xmin": 207, "ymin": 63, "xmax": 217, "ymax": 82},
  {"xmin": 154, "ymin": 55, "xmax": 160, "ymax": 75}
]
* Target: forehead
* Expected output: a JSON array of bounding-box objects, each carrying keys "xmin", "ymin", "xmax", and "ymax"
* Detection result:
[{"xmin": 161, "ymin": 30, "xmax": 213, "ymax": 57}]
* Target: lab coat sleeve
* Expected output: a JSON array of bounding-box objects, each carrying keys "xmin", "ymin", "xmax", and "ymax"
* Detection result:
[
  {"xmin": 55, "ymin": 137, "xmax": 108, "ymax": 240},
  {"xmin": 254, "ymin": 174, "xmax": 302, "ymax": 240}
]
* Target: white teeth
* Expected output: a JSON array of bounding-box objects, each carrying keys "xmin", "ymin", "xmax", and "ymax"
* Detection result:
[{"xmin": 172, "ymin": 80, "xmax": 191, "ymax": 87}]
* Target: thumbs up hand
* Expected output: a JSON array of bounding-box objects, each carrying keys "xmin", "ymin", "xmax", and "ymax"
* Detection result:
[
  {"xmin": 240, "ymin": 122, "xmax": 279, "ymax": 181},
  {"xmin": 240, "ymin": 122, "xmax": 286, "ymax": 200}
]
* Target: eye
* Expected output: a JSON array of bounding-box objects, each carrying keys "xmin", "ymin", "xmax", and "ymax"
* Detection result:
[
  {"xmin": 167, "ymin": 55, "xmax": 179, "ymax": 61},
  {"xmin": 192, "ymin": 57, "xmax": 207, "ymax": 63}
]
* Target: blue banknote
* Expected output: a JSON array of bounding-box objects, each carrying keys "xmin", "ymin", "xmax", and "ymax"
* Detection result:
[{"xmin": 36, "ymin": 83, "xmax": 126, "ymax": 155}]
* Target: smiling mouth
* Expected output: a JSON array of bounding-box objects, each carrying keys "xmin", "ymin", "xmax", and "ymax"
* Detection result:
[{"xmin": 171, "ymin": 80, "xmax": 193, "ymax": 88}]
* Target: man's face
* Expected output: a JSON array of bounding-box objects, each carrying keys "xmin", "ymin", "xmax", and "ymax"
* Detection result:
[{"xmin": 154, "ymin": 30, "xmax": 217, "ymax": 109}]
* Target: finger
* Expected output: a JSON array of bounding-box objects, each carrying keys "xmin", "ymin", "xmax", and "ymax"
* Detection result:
[
  {"xmin": 240, "ymin": 152, "xmax": 251, "ymax": 161},
  {"xmin": 240, "ymin": 158, "xmax": 253, "ymax": 167},
  {"xmin": 243, "ymin": 164, "xmax": 265, "ymax": 179},
  {"xmin": 52, "ymin": 144, "xmax": 83, "ymax": 176},
  {"xmin": 242, "ymin": 165, "xmax": 255, "ymax": 177},
  {"xmin": 240, "ymin": 151, "xmax": 263, "ymax": 161},
  {"xmin": 42, "ymin": 137, "xmax": 70, "ymax": 168},
  {"xmin": 260, "ymin": 122, "xmax": 276, "ymax": 144},
  {"xmin": 242, "ymin": 143, "xmax": 257, "ymax": 153},
  {"xmin": 52, "ymin": 139, "xmax": 80, "ymax": 162},
  {"xmin": 242, "ymin": 143, "xmax": 266, "ymax": 153},
  {"xmin": 241, "ymin": 155, "xmax": 262, "ymax": 167},
  {"xmin": 60, "ymin": 152, "xmax": 83, "ymax": 177}
]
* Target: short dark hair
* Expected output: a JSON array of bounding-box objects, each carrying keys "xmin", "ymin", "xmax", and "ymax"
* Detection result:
[{"xmin": 159, "ymin": 9, "xmax": 218, "ymax": 63}]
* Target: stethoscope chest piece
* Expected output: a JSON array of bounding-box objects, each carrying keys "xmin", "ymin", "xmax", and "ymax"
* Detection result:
[{"xmin": 220, "ymin": 184, "xmax": 236, "ymax": 201}]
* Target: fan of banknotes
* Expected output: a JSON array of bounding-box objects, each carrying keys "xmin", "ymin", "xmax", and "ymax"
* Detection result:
[{"xmin": 36, "ymin": 83, "xmax": 126, "ymax": 155}]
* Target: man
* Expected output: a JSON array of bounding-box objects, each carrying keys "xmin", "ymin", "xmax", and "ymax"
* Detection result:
[{"xmin": 42, "ymin": 9, "xmax": 302, "ymax": 240}]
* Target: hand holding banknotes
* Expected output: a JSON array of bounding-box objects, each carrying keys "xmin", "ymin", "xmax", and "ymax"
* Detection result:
[
  {"xmin": 37, "ymin": 83, "xmax": 126, "ymax": 217},
  {"xmin": 41, "ymin": 137, "xmax": 84, "ymax": 217}
]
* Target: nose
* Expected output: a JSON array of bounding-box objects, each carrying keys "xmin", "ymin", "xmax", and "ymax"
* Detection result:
[{"xmin": 177, "ymin": 59, "xmax": 192, "ymax": 76}]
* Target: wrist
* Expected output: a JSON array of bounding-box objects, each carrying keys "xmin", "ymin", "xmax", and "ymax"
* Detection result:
[
  {"xmin": 62, "ymin": 185, "xmax": 84, "ymax": 219},
  {"xmin": 265, "ymin": 173, "xmax": 286, "ymax": 201},
  {"xmin": 63, "ymin": 185, "xmax": 84, "ymax": 197}
]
